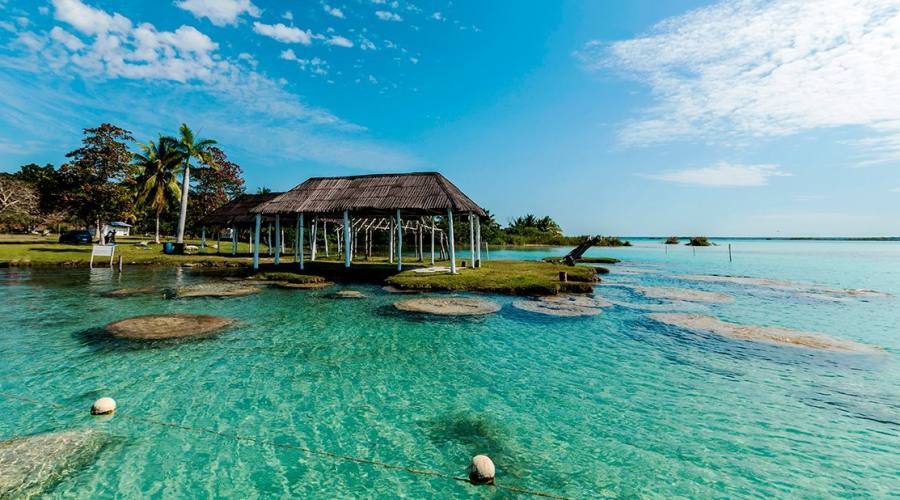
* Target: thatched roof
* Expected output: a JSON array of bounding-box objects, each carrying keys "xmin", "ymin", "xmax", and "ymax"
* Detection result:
[
  {"xmin": 252, "ymin": 172, "xmax": 486, "ymax": 217},
  {"xmin": 199, "ymin": 193, "xmax": 282, "ymax": 226}
]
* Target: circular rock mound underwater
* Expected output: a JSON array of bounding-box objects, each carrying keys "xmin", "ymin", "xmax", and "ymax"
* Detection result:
[
  {"xmin": 393, "ymin": 297, "xmax": 500, "ymax": 316},
  {"xmin": 512, "ymin": 295, "xmax": 610, "ymax": 317},
  {"xmin": 104, "ymin": 314, "xmax": 235, "ymax": 340},
  {"xmin": 174, "ymin": 283, "xmax": 260, "ymax": 298}
]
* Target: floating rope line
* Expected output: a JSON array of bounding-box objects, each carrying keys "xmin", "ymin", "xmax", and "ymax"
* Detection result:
[{"xmin": 0, "ymin": 391, "xmax": 567, "ymax": 499}]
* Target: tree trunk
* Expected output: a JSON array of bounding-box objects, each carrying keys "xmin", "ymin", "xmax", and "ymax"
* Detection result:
[
  {"xmin": 175, "ymin": 164, "xmax": 190, "ymax": 243},
  {"xmin": 155, "ymin": 211, "xmax": 161, "ymax": 244}
]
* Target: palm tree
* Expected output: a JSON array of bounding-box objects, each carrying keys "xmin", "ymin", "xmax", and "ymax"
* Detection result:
[
  {"xmin": 133, "ymin": 137, "xmax": 182, "ymax": 243},
  {"xmin": 173, "ymin": 123, "xmax": 217, "ymax": 244}
]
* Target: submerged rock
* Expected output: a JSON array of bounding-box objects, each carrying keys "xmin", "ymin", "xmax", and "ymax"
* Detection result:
[
  {"xmin": 648, "ymin": 313, "xmax": 883, "ymax": 353},
  {"xmin": 0, "ymin": 429, "xmax": 110, "ymax": 497},
  {"xmin": 174, "ymin": 283, "xmax": 260, "ymax": 298},
  {"xmin": 541, "ymin": 295, "xmax": 612, "ymax": 308},
  {"xmin": 633, "ymin": 286, "xmax": 733, "ymax": 304},
  {"xmin": 103, "ymin": 287, "xmax": 157, "ymax": 298},
  {"xmin": 675, "ymin": 274, "xmax": 891, "ymax": 299},
  {"xmin": 105, "ymin": 314, "xmax": 235, "ymax": 340},
  {"xmin": 382, "ymin": 285, "xmax": 420, "ymax": 294},
  {"xmin": 512, "ymin": 300, "xmax": 601, "ymax": 317},
  {"xmin": 333, "ymin": 290, "xmax": 366, "ymax": 298},
  {"xmin": 394, "ymin": 297, "xmax": 500, "ymax": 316},
  {"xmin": 273, "ymin": 281, "xmax": 332, "ymax": 289}
]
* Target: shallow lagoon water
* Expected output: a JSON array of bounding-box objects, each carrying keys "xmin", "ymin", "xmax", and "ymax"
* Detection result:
[{"xmin": 1, "ymin": 240, "xmax": 898, "ymax": 497}]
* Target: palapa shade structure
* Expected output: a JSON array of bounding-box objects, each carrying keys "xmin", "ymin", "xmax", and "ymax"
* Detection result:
[
  {"xmin": 249, "ymin": 172, "xmax": 487, "ymax": 272},
  {"xmin": 197, "ymin": 193, "xmax": 282, "ymax": 256},
  {"xmin": 252, "ymin": 172, "xmax": 486, "ymax": 218},
  {"xmin": 199, "ymin": 193, "xmax": 282, "ymax": 226}
]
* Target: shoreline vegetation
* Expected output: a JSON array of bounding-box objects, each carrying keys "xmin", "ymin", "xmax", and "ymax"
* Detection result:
[{"xmin": 0, "ymin": 236, "xmax": 607, "ymax": 296}]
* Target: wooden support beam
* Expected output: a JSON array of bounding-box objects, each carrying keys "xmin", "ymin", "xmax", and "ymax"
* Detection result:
[
  {"xmin": 475, "ymin": 215, "xmax": 482, "ymax": 268},
  {"xmin": 396, "ymin": 209, "xmax": 403, "ymax": 271},
  {"xmin": 469, "ymin": 213, "xmax": 475, "ymax": 268},
  {"xmin": 274, "ymin": 214, "xmax": 281, "ymax": 265},
  {"xmin": 343, "ymin": 210, "xmax": 351, "ymax": 268},
  {"xmin": 448, "ymin": 210, "xmax": 457, "ymax": 274},
  {"xmin": 252, "ymin": 214, "xmax": 261, "ymax": 269},
  {"xmin": 298, "ymin": 214, "xmax": 305, "ymax": 270}
]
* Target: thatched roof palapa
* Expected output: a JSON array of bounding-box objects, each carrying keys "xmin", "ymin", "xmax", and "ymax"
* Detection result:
[
  {"xmin": 252, "ymin": 172, "xmax": 486, "ymax": 217},
  {"xmin": 199, "ymin": 193, "xmax": 282, "ymax": 226}
]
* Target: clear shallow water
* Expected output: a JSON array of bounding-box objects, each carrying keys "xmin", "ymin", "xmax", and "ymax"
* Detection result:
[{"xmin": 1, "ymin": 240, "xmax": 898, "ymax": 497}]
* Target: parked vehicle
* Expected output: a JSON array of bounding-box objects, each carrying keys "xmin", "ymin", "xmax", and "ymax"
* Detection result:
[{"xmin": 59, "ymin": 230, "xmax": 93, "ymax": 245}]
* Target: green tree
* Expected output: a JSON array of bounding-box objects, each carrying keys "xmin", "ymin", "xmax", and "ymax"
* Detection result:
[
  {"xmin": 133, "ymin": 136, "xmax": 183, "ymax": 243},
  {"xmin": 172, "ymin": 123, "xmax": 217, "ymax": 243},
  {"xmin": 58, "ymin": 124, "xmax": 135, "ymax": 237},
  {"xmin": 188, "ymin": 146, "xmax": 245, "ymax": 233}
]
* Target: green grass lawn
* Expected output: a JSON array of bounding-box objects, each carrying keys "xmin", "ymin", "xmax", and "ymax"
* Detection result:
[
  {"xmin": 385, "ymin": 259, "xmax": 598, "ymax": 295},
  {"xmin": 0, "ymin": 235, "xmax": 267, "ymax": 267},
  {"xmin": 1, "ymin": 234, "xmax": 602, "ymax": 295}
]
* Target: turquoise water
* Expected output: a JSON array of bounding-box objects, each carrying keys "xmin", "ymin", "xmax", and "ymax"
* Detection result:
[{"xmin": 1, "ymin": 240, "xmax": 898, "ymax": 497}]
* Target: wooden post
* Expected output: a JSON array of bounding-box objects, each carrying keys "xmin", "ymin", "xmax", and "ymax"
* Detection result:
[
  {"xmin": 389, "ymin": 219, "xmax": 395, "ymax": 263},
  {"xmin": 118, "ymin": 254, "xmax": 123, "ymax": 272},
  {"xmin": 396, "ymin": 209, "xmax": 403, "ymax": 271},
  {"xmin": 430, "ymin": 216, "xmax": 436, "ymax": 265},
  {"xmin": 232, "ymin": 224, "xmax": 237, "ymax": 256},
  {"xmin": 267, "ymin": 223, "xmax": 272, "ymax": 255},
  {"xmin": 729, "ymin": 244, "xmax": 733, "ymax": 262},
  {"xmin": 418, "ymin": 222, "xmax": 424, "ymax": 261},
  {"xmin": 559, "ymin": 271, "xmax": 568, "ymax": 282},
  {"xmin": 448, "ymin": 209, "xmax": 457, "ymax": 274},
  {"xmin": 200, "ymin": 226, "xmax": 206, "ymax": 253},
  {"xmin": 468, "ymin": 213, "xmax": 475, "ymax": 268},
  {"xmin": 323, "ymin": 221, "xmax": 329, "ymax": 257},
  {"xmin": 216, "ymin": 228, "xmax": 221, "ymax": 255},
  {"xmin": 343, "ymin": 210, "xmax": 351, "ymax": 268},
  {"xmin": 311, "ymin": 217, "xmax": 318, "ymax": 261},
  {"xmin": 299, "ymin": 214, "xmax": 305, "ymax": 269},
  {"xmin": 475, "ymin": 215, "xmax": 481, "ymax": 268},
  {"xmin": 253, "ymin": 214, "xmax": 261, "ymax": 269},
  {"xmin": 274, "ymin": 214, "xmax": 281, "ymax": 265}
]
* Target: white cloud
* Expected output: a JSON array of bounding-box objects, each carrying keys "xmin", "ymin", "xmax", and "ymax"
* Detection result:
[
  {"xmin": 579, "ymin": 0, "xmax": 900, "ymax": 163},
  {"xmin": 325, "ymin": 35, "xmax": 353, "ymax": 48},
  {"xmin": 52, "ymin": 0, "xmax": 131, "ymax": 36},
  {"xmin": 323, "ymin": 4, "xmax": 344, "ymax": 18},
  {"xmin": 175, "ymin": 0, "xmax": 260, "ymax": 27},
  {"xmin": 358, "ymin": 37, "xmax": 376, "ymax": 50},
  {"xmin": 643, "ymin": 162, "xmax": 791, "ymax": 187},
  {"xmin": 375, "ymin": 10, "xmax": 402, "ymax": 22},
  {"xmin": 49, "ymin": 26, "xmax": 84, "ymax": 51},
  {"xmin": 4, "ymin": 0, "xmax": 422, "ymax": 171},
  {"xmin": 282, "ymin": 11, "xmax": 293, "ymax": 21},
  {"xmin": 890, "ymin": 187, "xmax": 900, "ymax": 192},
  {"xmin": 252, "ymin": 22, "xmax": 312, "ymax": 44},
  {"xmin": 431, "ymin": 11, "xmax": 444, "ymax": 21},
  {"xmin": 282, "ymin": 52, "xmax": 329, "ymax": 76}
]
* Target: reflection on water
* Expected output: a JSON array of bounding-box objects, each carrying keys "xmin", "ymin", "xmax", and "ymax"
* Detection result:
[{"xmin": 0, "ymin": 239, "xmax": 898, "ymax": 497}]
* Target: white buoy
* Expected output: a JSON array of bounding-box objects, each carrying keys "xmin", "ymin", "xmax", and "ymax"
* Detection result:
[
  {"xmin": 91, "ymin": 397, "xmax": 116, "ymax": 415},
  {"xmin": 468, "ymin": 455, "xmax": 495, "ymax": 485}
]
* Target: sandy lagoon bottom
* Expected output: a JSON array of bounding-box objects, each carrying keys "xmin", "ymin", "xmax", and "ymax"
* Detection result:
[{"xmin": 0, "ymin": 243, "xmax": 898, "ymax": 497}]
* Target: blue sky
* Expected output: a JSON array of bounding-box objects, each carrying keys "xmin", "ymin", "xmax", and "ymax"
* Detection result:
[{"xmin": 1, "ymin": 0, "xmax": 899, "ymax": 237}]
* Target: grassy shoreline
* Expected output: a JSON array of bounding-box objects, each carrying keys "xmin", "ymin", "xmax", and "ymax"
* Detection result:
[{"xmin": 0, "ymin": 236, "xmax": 605, "ymax": 295}]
